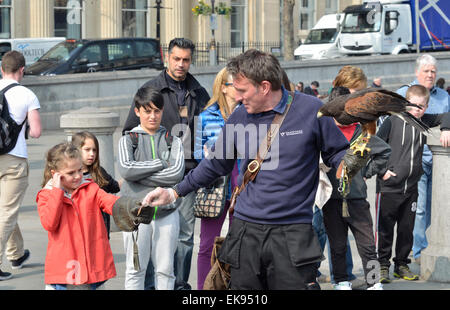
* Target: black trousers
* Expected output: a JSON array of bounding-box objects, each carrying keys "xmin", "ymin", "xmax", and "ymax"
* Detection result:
[
  {"xmin": 377, "ymin": 190, "xmax": 418, "ymax": 267},
  {"xmin": 322, "ymin": 198, "xmax": 378, "ymax": 284},
  {"xmin": 218, "ymin": 218, "xmax": 323, "ymax": 290}
]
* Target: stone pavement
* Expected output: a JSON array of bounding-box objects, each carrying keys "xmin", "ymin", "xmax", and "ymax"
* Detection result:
[{"xmin": 0, "ymin": 129, "xmax": 449, "ymax": 290}]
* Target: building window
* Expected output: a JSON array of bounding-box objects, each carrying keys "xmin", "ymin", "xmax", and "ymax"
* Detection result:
[
  {"xmin": 0, "ymin": 0, "xmax": 12, "ymax": 39},
  {"xmin": 54, "ymin": 0, "xmax": 82, "ymax": 39},
  {"xmin": 122, "ymin": 0, "xmax": 148, "ymax": 37},
  {"xmin": 231, "ymin": 0, "xmax": 245, "ymax": 47},
  {"xmin": 325, "ymin": 0, "xmax": 338, "ymax": 15},
  {"xmin": 299, "ymin": 0, "xmax": 315, "ymax": 30}
]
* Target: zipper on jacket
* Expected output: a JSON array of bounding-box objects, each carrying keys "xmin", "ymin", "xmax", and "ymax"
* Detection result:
[
  {"xmin": 404, "ymin": 126, "xmax": 415, "ymax": 194},
  {"xmin": 150, "ymin": 135, "xmax": 158, "ymax": 219},
  {"xmin": 150, "ymin": 135, "xmax": 156, "ymax": 159},
  {"xmin": 401, "ymin": 121, "xmax": 406, "ymax": 145}
]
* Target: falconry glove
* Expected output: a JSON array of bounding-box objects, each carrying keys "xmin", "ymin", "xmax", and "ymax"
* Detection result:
[
  {"xmin": 337, "ymin": 147, "xmax": 370, "ymax": 218},
  {"xmin": 342, "ymin": 146, "xmax": 370, "ymax": 182},
  {"xmin": 112, "ymin": 196, "xmax": 155, "ymax": 232}
]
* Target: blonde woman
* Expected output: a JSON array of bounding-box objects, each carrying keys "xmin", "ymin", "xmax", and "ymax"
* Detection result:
[
  {"xmin": 193, "ymin": 67, "xmax": 240, "ymax": 289},
  {"xmin": 332, "ymin": 65, "xmax": 368, "ymax": 93}
]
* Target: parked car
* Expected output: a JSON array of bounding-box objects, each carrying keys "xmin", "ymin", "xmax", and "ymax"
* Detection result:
[{"xmin": 24, "ymin": 38, "xmax": 164, "ymax": 76}]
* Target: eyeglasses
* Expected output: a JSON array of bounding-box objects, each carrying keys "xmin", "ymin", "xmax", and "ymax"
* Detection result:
[{"xmin": 224, "ymin": 82, "xmax": 233, "ymax": 86}]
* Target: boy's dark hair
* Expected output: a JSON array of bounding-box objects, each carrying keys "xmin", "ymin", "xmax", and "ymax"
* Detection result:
[
  {"xmin": 311, "ymin": 81, "xmax": 320, "ymax": 87},
  {"xmin": 328, "ymin": 86, "xmax": 351, "ymax": 102},
  {"xmin": 1, "ymin": 51, "xmax": 25, "ymax": 73},
  {"xmin": 406, "ymin": 84, "xmax": 430, "ymax": 104},
  {"xmin": 168, "ymin": 38, "xmax": 195, "ymax": 56},
  {"xmin": 227, "ymin": 49, "xmax": 283, "ymax": 91},
  {"xmin": 134, "ymin": 86, "xmax": 164, "ymax": 110}
]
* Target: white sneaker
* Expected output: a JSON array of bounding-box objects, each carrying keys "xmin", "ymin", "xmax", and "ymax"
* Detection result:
[
  {"xmin": 367, "ymin": 283, "xmax": 384, "ymax": 290},
  {"xmin": 333, "ymin": 281, "xmax": 352, "ymax": 290}
]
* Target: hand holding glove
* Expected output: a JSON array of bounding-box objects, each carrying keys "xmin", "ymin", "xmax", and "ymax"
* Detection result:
[
  {"xmin": 337, "ymin": 147, "xmax": 370, "ymax": 182},
  {"xmin": 142, "ymin": 187, "xmax": 177, "ymax": 207},
  {"xmin": 112, "ymin": 196, "xmax": 155, "ymax": 232}
]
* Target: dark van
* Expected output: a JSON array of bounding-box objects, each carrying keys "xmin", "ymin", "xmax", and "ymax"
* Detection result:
[{"xmin": 24, "ymin": 38, "xmax": 164, "ymax": 76}]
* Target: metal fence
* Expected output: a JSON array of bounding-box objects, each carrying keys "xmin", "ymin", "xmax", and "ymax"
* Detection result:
[{"xmin": 161, "ymin": 41, "xmax": 282, "ymax": 66}]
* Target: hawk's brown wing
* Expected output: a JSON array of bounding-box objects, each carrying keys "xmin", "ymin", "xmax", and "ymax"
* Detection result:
[{"xmin": 344, "ymin": 90, "xmax": 407, "ymax": 122}]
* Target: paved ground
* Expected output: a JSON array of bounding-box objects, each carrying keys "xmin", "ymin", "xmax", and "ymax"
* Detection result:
[{"xmin": 0, "ymin": 129, "xmax": 449, "ymax": 291}]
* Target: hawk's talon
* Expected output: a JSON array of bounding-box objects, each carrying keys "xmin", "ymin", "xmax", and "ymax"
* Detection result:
[
  {"xmin": 350, "ymin": 132, "xmax": 372, "ymax": 157},
  {"xmin": 351, "ymin": 145, "xmax": 371, "ymax": 157}
]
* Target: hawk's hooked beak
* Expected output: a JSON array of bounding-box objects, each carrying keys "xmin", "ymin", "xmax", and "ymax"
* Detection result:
[{"xmin": 317, "ymin": 111, "xmax": 323, "ymax": 118}]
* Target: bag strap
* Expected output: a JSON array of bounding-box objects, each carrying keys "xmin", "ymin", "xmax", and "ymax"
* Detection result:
[
  {"xmin": 0, "ymin": 83, "xmax": 20, "ymax": 116},
  {"xmin": 129, "ymin": 132, "xmax": 139, "ymax": 150},
  {"xmin": 0, "ymin": 83, "xmax": 20, "ymax": 96},
  {"xmin": 0, "ymin": 83, "xmax": 27, "ymax": 127},
  {"xmin": 232, "ymin": 92, "xmax": 294, "ymax": 199},
  {"xmin": 130, "ymin": 130, "xmax": 173, "ymax": 151}
]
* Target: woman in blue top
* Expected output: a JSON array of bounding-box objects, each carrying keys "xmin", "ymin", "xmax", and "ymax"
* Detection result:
[{"xmin": 194, "ymin": 67, "xmax": 239, "ymax": 289}]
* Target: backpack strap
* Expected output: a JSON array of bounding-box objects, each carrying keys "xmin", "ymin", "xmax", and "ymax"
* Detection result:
[
  {"xmin": 164, "ymin": 130, "xmax": 173, "ymax": 152},
  {"xmin": 0, "ymin": 83, "xmax": 20, "ymax": 115},
  {"xmin": 0, "ymin": 83, "xmax": 20, "ymax": 95},
  {"xmin": 129, "ymin": 132, "xmax": 139, "ymax": 151},
  {"xmin": 130, "ymin": 130, "xmax": 173, "ymax": 153},
  {"xmin": 0, "ymin": 83, "xmax": 27, "ymax": 127}
]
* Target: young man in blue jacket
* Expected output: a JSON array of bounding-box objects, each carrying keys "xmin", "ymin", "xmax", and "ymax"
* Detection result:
[{"xmin": 142, "ymin": 49, "xmax": 359, "ymax": 289}]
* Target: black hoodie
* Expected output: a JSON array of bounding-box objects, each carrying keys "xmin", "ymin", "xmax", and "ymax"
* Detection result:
[{"xmin": 376, "ymin": 113, "xmax": 450, "ymax": 194}]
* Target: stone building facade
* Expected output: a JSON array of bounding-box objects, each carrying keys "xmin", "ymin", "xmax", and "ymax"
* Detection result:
[{"xmin": 0, "ymin": 0, "xmax": 361, "ymax": 46}]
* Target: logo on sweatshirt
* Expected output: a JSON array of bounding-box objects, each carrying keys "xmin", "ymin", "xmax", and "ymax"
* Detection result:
[
  {"xmin": 280, "ymin": 129, "xmax": 303, "ymax": 137},
  {"xmin": 411, "ymin": 202, "xmax": 417, "ymax": 212}
]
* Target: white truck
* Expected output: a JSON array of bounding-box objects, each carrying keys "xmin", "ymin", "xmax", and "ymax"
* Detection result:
[
  {"xmin": 294, "ymin": 14, "xmax": 344, "ymax": 60},
  {"xmin": 338, "ymin": 0, "xmax": 450, "ymax": 55},
  {"xmin": 0, "ymin": 37, "xmax": 65, "ymax": 67}
]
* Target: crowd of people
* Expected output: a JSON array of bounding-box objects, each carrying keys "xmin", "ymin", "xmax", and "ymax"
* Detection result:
[{"xmin": 0, "ymin": 39, "xmax": 449, "ymax": 291}]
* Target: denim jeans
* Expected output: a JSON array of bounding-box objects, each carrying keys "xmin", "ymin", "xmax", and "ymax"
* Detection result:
[
  {"xmin": 312, "ymin": 206, "xmax": 355, "ymax": 283},
  {"xmin": 412, "ymin": 162, "xmax": 432, "ymax": 259},
  {"xmin": 173, "ymin": 191, "xmax": 196, "ymax": 290}
]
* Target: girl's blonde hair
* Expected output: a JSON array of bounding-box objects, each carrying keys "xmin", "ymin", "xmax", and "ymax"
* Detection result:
[
  {"xmin": 333, "ymin": 65, "xmax": 368, "ymax": 90},
  {"xmin": 41, "ymin": 142, "xmax": 81, "ymax": 187},
  {"xmin": 204, "ymin": 67, "xmax": 235, "ymax": 120},
  {"xmin": 71, "ymin": 131, "xmax": 107, "ymax": 188}
]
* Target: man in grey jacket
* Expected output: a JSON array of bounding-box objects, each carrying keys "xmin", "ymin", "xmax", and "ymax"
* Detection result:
[{"xmin": 118, "ymin": 86, "xmax": 184, "ymax": 290}]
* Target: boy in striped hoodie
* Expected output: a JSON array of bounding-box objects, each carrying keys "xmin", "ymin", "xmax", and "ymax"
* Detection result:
[{"xmin": 118, "ymin": 86, "xmax": 185, "ymax": 290}]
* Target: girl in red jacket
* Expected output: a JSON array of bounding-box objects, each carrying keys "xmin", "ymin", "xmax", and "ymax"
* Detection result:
[{"xmin": 36, "ymin": 142, "xmax": 119, "ymax": 290}]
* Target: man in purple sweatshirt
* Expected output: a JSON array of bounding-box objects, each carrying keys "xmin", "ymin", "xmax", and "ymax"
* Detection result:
[{"xmin": 143, "ymin": 49, "xmax": 350, "ymax": 289}]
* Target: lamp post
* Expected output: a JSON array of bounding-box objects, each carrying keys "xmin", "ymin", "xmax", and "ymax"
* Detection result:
[
  {"xmin": 209, "ymin": 0, "xmax": 218, "ymax": 66},
  {"xmin": 149, "ymin": 0, "xmax": 170, "ymax": 43}
]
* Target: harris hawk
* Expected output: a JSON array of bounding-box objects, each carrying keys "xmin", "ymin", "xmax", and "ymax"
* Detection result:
[
  {"xmin": 318, "ymin": 87, "xmax": 430, "ymax": 156},
  {"xmin": 317, "ymin": 87, "xmax": 430, "ymax": 211}
]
